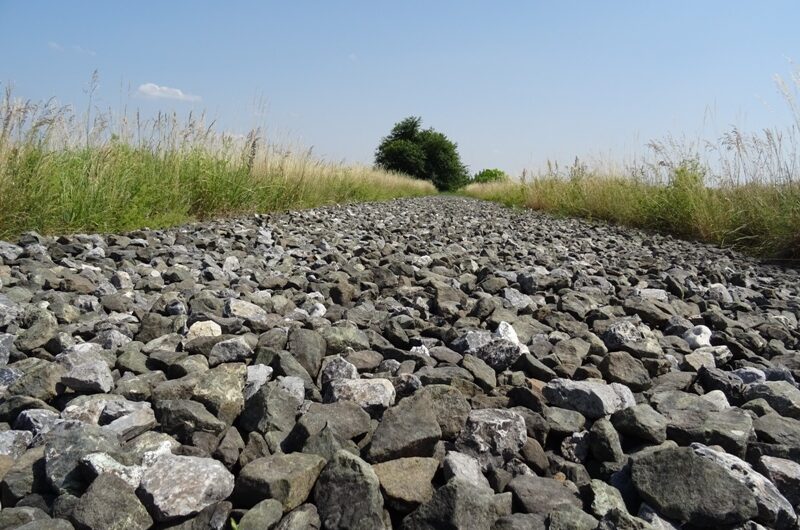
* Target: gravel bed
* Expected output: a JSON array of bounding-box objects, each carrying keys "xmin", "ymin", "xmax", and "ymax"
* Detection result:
[{"xmin": 0, "ymin": 196, "xmax": 798, "ymax": 529}]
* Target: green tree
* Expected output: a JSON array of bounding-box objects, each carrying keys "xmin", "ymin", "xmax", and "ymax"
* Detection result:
[
  {"xmin": 375, "ymin": 116, "xmax": 468, "ymax": 191},
  {"xmin": 473, "ymin": 168, "xmax": 509, "ymax": 183}
]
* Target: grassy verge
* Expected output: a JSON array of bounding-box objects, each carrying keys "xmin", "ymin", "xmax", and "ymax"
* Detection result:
[
  {"xmin": 0, "ymin": 90, "xmax": 435, "ymax": 238},
  {"xmin": 463, "ymin": 67, "xmax": 800, "ymax": 261},
  {"xmin": 462, "ymin": 170, "xmax": 800, "ymax": 260}
]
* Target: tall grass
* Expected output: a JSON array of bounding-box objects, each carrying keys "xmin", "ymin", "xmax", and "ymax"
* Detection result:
[
  {"xmin": 463, "ymin": 67, "xmax": 800, "ymax": 260},
  {"xmin": 0, "ymin": 86, "xmax": 435, "ymax": 238}
]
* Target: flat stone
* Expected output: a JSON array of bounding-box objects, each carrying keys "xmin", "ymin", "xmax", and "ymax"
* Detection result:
[
  {"xmin": 235, "ymin": 453, "xmax": 326, "ymax": 510},
  {"xmin": 367, "ymin": 394, "xmax": 442, "ymax": 463},
  {"xmin": 543, "ymin": 378, "xmax": 635, "ymax": 419},
  {"xmin": 630, "ymin": 446, "xmax": 759, "ymax": 527},
  {"xmin": 372, "ymin": 457, "xmax": 439, "ymax": 511}
]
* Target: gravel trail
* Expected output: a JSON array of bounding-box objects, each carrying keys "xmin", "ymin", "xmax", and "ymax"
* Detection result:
[{"xmin": 0, "ymin": 196, "xmax": 799, "ymax": 529}]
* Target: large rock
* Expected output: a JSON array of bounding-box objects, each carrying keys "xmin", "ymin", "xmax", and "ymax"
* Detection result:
[
  {"xmin": 234, "ymin": 453, "xmax": 326, "ymax": 510},
  {"xmin": 287, "ymin": 328, "xmax": 327, "ymax": 377},
  {"xmin": 402, "ymin": 478, "xmax": 509, "ymax": 530},
  {"xmin": 743, "ymin": 381, "xmax": 800, "ymax": 419},
  {"xmin": 190, "ymin": 362, "xmax": 246, "ymax": 424},
  {"xmin": 505, "ymin": 475, "xmax": 582, "ymax": 516},
  {"xmin": 630, "ymin": 446, "xmax": 759, "ymax": 527},
  {"xmin": 372, "ymin": 457, "xmax": 439, "ymax": 512},
  {"xmin": 138, "ymin": 452, "xmax": 235, "ymax": 521},
  {"xmin": 367, "ymin": 394, "xmax": 442, "ymax": 463},
  {"xmin": 323, "ymin": 378, "xmax": 395, "ymax": 414},
  {"xmin": 44, "ymin": 422, "xmax": 122, "ymax": 495},
  {"xmin": 543, "ymin": 378, "xmax": 635, "ymax": 419},
  {"xmin": 71, "ymin": 473, "xmax": 152, "ymax": 530},
  {"xmin": 758, "ymin": 456, "xmax": 800, "ymax": 508},
  {"xmin": 239, "ymin": 381, "xmax": 302, "ymax": 435},
  {"xmin": 456, "ymin": 408, "xmax": 527, "ymax": 464},
  {"xmin": 313, "ymin": 450, "xmax": 386, "ymax": 530},
  {"xmin": 412, "ymin": 385, "xmax": 470, "ymax": 440},
  {"xmin": 690, "ymin": 443, "xmax": 796, "ymax": 529}
]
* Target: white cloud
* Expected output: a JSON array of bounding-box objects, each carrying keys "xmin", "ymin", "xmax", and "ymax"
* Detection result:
[
  {"xmin": 348, "ymin": 52, "xmax": 358, "ymax": 63},
  {"xmin": 71, "ymin": 45, "xmax": 96, "ymax": 56},
  {"xmin": 48, "ymin": 41, "xmax": 63, "ymax": 52},
  {"xmin": 137, "ymin": 83, "xmax": 201, "ymax": 102}
]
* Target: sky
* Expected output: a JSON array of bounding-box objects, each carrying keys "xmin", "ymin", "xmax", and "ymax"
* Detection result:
[{"xmin": 1, "ymin": 1, "xmax": 799, "ymax": 175}]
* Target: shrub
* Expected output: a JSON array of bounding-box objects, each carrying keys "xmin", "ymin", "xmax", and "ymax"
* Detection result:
[
  {"xmin": 473, "ymin": 168, "xmax": 509, "ymax": 183},
  {"xmin": 375, "ymin": 117, "xmax": 469, "ymax": 191}
]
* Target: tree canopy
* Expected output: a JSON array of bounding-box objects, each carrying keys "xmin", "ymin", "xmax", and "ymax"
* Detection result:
[{"xmin": 375, "ymin": 117, "xmax": 468, "ymax": 191}]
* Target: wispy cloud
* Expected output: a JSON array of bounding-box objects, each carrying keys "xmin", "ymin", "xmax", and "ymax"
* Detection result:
[
  {"xmin": 48, "ymin": 41, "xmax": 64, "ymax": 52},
  {"xmin": 348, "ymin": 52, "xmax": 358, "ymax": 63},
  {"xmin": 71, "ymin": 44, "xmax": 96, "ymax": 57},
  {"xmin": 136, "ymin": 83, "xmax": 201, "ymax": 102}
]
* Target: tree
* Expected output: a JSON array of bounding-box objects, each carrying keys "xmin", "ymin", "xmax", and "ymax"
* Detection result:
[
  {"xmin": 375, "ymin": 117, "xmax": 468, "ymax": 191},
  {"xmin": 473, "ymin": 168, "xmax": 509, "ymax": 183}
]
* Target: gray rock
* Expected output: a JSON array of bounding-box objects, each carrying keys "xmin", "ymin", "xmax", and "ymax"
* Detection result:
[
  {"xmin": 543, "ymin": 378, "xmax": 635, "ymax": 419},
  {"xmin": 631, "ymin": 446, "xmax": 759, "ymax": 527},
  {"xmin": 744, "ymin": 381, "xmax": 800, "ymax": 419},
  {"xmin": 757, "ymin": 456, "xmax": 800, "ymax": 508},
  {"xmin": 138, "ymin": 452, "xmax": 235, "ymax": 521},
  {"xmin": 367, "ymin": 394, "xmax": 442, "ymax": 462},
  {"xmin": 234, "ymin": 453, "xmax": 326, "ymax": 510},
  {"xmin": 313, "ymin": 450, "xmax": 386, "ymax": 530},
  {"xmin": 683, "ymin": 325, "xmax": 712, "ymax": 349},
  {"xmin": 274, "ymin": 504, "xmax": 321, "ymax": 530},
  {"xmin": 610, "ymin": 404, "xmax": 667, "ymax": 444},
  {"xmin": 372, "ymin": 457, "xmax": 439, "ymax": 512},
  {"xmin": 239, "ymin": 381, "xmax": 302, "ymax": 435},
  {"xmin": 44, "ymin": 422, "xmax": 122, "ymax": 495},
  {"xmin": 602, "ymin": 320, "xmax": 663, "ymax": 358},
  {"xmin": 402, "ymin": 478, "xmax": 508, "ymax": 530},
  {"xmin": 71, "ymin": 473, "xmax": 152, "ymax": 530},
  {"xmin": 208, "ymin": 336, "xmax": 253, "ymax": 366},
  {"xmin": 505, "ymin": 475, "xmax": 581, "ymax": 516},
  {"xmin": 0, "ymin": 430, "xmax": 33, "ymax": 459},
  {"xmin": 690, "ymin": 443, "xmax": 796, "ymax": 529},
  {"xmin": 456, "ymin": 408, "xmax": 527, "ymax": 464},
  {"xmin": 442, "ymin": 451, "xmax": 492, "ymax": 492},
  {"xmin": 237, "ymin": 499, "xmax": 283, "ymax": 530},
  {"xmin": 472, "ymin": 339, "xmax": 524, "ymax": 372}
]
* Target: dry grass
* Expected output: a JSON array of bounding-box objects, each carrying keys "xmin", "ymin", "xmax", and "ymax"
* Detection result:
[
  {"xmin": 463, "ymin": 67, "xmax": 800, "ymax": 260},
  {"xmin": 0, "ymin": 85, "xmax": 435, "ymax": 238}
]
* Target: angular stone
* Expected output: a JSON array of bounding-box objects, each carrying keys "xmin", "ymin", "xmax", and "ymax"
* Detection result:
[
  {"xmin": 323, "ymin": 378, "xmax": 395, "ymax": 414},
  {"xmin": 138, "ymin": 453, "xmax": 235, "ymax": 521},
  {"xmin": 372, "ymin": 457, "xmax": 439, "ymax": 512},
  {"xmin": 691, "ymin": 443, "xmax": 796, "ymax": 529},
  {"xmin": 442, "ymin": 451, "xmax": 492, "ymax": 492},
  {"xmin": 237, "ymin": 499, "xmax": 284, "ymax": 530},
  {"xmin": 506, "ymin": 475, "xmax": 582, "ymax": 516},
  {"xmin": 456, "ymin": 408, "xmax": 527, "ymax": 463},
  {"xmin": 313, "ymin": 450, "xmax": 385, "ymax": 530},
  {"xmin": 610, "ymin": 404, "xmax": 667, "ymax": 444},
  {"xmin": 630, "ymin": 446, "xmax": 758, "ymax": 527},
  {"xmin": 543, "ymin": 378, "xmax": 635, "ymax": 419},
  {"xmin": 235, "ymin": 453, "xmax": 326, "ymax": 510},
  {"xmin": 71, "ymin": 473, "xmax": 152, "ymax": 530},
  {"xmin": 744, "ymin": 381, "xmax": 800, "ymax": 419},
  {"xmin": 44, "ymin": 422, "xmax": 122, "ymax": 495},
  {"xmin": 402, "ymin": 478, "xmax": 507, "ymax": 530},
  {"xmin": 367, "ymin": 394, "xmax": 442, "ymax": 463},
  {"xmin": 758, "ymin": 456, "xmax": 800, "ymax": 508},
  {"xmin": 208, "ymin": 336, "xmax": 253, "ymax": 366}
]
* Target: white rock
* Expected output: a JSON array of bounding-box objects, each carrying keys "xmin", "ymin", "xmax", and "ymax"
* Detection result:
[
  {"xmin": 683, "ymin": 325, "xmax": 712, "ymax": 349},
  {"xmin": 186, "ymin": 320, "xmax": 222, "ymax": 341},
  {"xmin": 442, "ymin": 451, "xmax": 492, "ymax": 492},
  {"xmin": 277, "ymin": 376, "xmax": 305, "ymax": 402},
  {"xmin": 323, "ymin": 378, "xmax": 395, "ymax": 412},
  {"xmin": 244, "ymin": 364, "xmax": 273, "ymax": 400},
  {"xmin": 700, "ymin": 390, "xmax": 730, "ymax": 409},
  {"xmin": 0, "ymin": 430, "xmax": 33, "ymax": 458},
  {"xmin": 82, "ymin": 452, "xmax": 144, "ymax": 488},
  {"xmin": 138, "ymin": 453, "xmax": 235, "ymax": 521},
  {"xmin": 456, "ymin": 408, "xmax": 527, "ymax": 465}
]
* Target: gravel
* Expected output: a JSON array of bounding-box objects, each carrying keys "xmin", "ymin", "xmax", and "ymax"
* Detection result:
[{"xmin": 0, "ymin": 195, "xmax": 798, "ymax": 528}]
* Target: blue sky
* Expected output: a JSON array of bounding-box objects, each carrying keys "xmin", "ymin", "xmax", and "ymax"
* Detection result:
[{"xmin": 1, "ymin": 1, "xmax": 798, "ymax": 175}]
